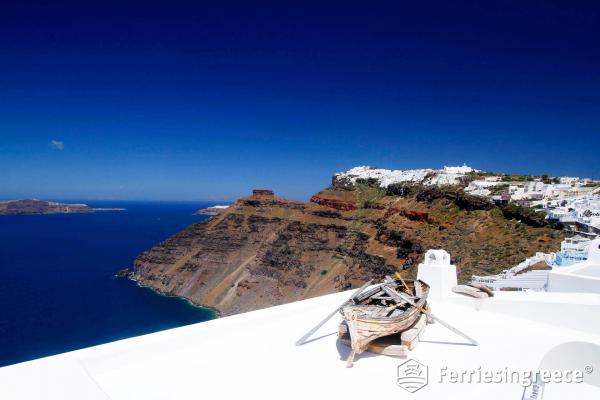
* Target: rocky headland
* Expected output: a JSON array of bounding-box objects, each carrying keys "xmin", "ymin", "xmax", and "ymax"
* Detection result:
[
  {"xmin": 127, "ymin": 168, "xmax": 564, "ymax": 316},
  {"xmin": 194, "ymin": 205, "xmax": 230, "ymax": 216}
]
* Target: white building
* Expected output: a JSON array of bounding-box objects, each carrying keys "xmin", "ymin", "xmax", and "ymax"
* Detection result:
[
  {"xmin": 548, "ymin": 239, "xmax": 600, "ymax": 292},
  {"xmin": 464, "ymin": 178, "xmax": 505, "ymax": 197},
  {"xmin": 466, "ymin": 187, "xmax": 491, "ymax": 196},
  {"xmin": 484, "ymin": 176, "xmax": 502, "ymax": 182},
  {"xmin": 441, "ymin": 165, "xmax": 474, "ymax": 174},
  {"xmin": 560, "ymin": 177, "xmax": 580, "ymax": 185},
  {"xmin": 545, "ymin": 194, "xmax": 600, "ymax": 231},
  {"xmin": 509, "ymin": 181, "xmax": 548, "ymax": 201},
  {"xmin": 556, "ymin": 235, "xmax": 593, "ymax": 266}
]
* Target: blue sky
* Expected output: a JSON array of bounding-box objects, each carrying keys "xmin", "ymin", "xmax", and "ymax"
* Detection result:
[{"xmin": 1, "ymin": 1, "xmax": 599, "ymax": 201}]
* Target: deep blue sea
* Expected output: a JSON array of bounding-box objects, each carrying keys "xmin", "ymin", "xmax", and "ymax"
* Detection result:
[{"xmin": 0, "ymin": 201, "xmax": 217, "ymax": 367}]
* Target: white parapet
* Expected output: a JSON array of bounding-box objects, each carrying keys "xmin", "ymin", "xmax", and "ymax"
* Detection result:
[
  {"xmin": 2, "ymin": 271, "xmax": 600, "ymax": 399},
  {"xmin": 416, "ymin": 249, "xmax": 457, "ymax": 302},
  {"xmin": 547, "ymin": 238, "xmax": 600, "ymax": 293},
  {"xmin": 589, "ymin": 238, "xmax": 600, "ymax": 264}
]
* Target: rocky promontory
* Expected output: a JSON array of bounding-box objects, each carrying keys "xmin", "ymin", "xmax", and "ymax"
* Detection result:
[
  {"xmin": 194, "ymin": 205, "xmax": 229, "ymax": 216},
  {"xmin": 130, "ymin": 172, "xmax": 563, "ymax": 316}
]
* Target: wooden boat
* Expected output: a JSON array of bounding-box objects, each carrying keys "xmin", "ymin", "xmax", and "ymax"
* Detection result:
[{"xmin": 339, "ymin": 277, "xmax": 429, "ymax": 365}]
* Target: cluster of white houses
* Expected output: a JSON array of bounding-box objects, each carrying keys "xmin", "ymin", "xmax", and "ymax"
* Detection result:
[
  {"xmin": 334, "ymin": 165, "xmax": 476, "ymax": 188},
  {"xmin": 465, "ymin": 175, "xmax": 599, "ymax": 205},
  {"xmin": 545, "ymin": 194, "xmax": 600, "ymax": 235},
  {"xmin": 336, "ymin": 165, "xmax": 599, "ymax": 211},
  {"xmin": 465, "ymin": 173, "xmax": 600, "ymax": 236}
]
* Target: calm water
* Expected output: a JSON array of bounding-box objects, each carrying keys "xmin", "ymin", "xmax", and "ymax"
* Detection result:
[{"xmin": 0, "ymin": 201, "xmax": 217, "ymax": 367}]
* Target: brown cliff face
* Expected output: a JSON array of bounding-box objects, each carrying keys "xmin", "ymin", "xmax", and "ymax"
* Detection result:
[
  {"xmin": 131, "ymin": 185, "xmax": 563, "ymax": 316},
  {"xmin": 309, "ymin": 191, "xmax": 358, "ymax": 211}
]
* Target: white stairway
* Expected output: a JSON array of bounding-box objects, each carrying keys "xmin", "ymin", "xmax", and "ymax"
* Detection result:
[{"xmin": 489, "ymin": 270, "xmax": 550, "ymax": 291}]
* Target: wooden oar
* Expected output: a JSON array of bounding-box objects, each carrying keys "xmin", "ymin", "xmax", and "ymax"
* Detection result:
[
  {"xmin": 394, "ymin": 271, "xmax": 412, "ymax": 293},
  {"xmin": 295, "ymin": 280, "xmax": 373, "ymax": 346},
  {"xmin": 387, "ymin": 286, "xmax": 479, "ymax": 346},
  {"xmin": 346, "ymin": 349, "xmax": 357, "ymax": 368}
]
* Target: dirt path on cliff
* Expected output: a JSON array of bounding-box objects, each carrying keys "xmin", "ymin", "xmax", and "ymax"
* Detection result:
[{"xmin": 203, "ymin": 254, "xmax": 257, "ymax": 306}]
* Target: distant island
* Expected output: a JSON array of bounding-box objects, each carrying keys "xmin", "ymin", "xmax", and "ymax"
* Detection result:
[
  {"xmin": 193, "ymin": 205, "xmax": 229, "ymax": 216},
  {"xmin": 0, "ymin": 199, "xmax": 126, "ymax": 215}
]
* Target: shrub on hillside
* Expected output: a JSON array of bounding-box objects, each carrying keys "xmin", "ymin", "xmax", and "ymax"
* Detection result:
[
  {"xmin": 455, "ymin": 192, "xmax": 493, "ymax": 211},
  {"xmin": 386, "ymin": 182, "xmax": 419, "ymax": 197},
  {"xmin": 355, "ymin": 177, "xmax": 380, "ymax": 187},
  {"xmin": 499, "ymin": 203, "xmax": 563, "ymax": 229}
]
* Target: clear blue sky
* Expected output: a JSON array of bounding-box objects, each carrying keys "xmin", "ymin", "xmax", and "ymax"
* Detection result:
[{"xmin": 1, "ymin": 1, "xmax": 599, "ymax": 201}]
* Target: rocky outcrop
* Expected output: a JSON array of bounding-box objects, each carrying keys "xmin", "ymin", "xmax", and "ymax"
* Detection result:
[
  {"xmin": 310, "ymin": 190, "xmax": 358, "ymax": 211},
  {"xmin": 194, "ymin": 206, "xmax": 229, "ymax": 216},
  {"xmin": 310, "ymin": 197, "xmax": 357, "ymax": 211},
  {"xmin": 131, "ymin": 184, "xmax": 564, "ymax": 316},
  {"xmin": 252, "ymin": 189, "xmax": 274, "ymax": 196},
  {"xmin": 115, "ymin": 268, "xmax": 132, "ymax": 278}
]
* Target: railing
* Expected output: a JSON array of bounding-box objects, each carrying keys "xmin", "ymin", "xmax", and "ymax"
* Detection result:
[{"xmin": 488, "ymin": 270, "xmax": 549, "ymax": 291}]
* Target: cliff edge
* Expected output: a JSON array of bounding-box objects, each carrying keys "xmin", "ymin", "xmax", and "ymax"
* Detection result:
[{"xmin": 131, "ymin": 176, "xmax": 563, "ymax": 316}]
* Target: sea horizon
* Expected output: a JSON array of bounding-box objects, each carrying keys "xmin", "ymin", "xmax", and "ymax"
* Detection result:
[{"xmin": 0, "ymin": 198, "xmax": 235, "ymax": 204}]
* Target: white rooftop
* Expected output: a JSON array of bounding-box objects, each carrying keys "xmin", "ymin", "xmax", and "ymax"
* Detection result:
[
  {"xmin": 2, "ymin": 256, "xmax": 600, "ymax": 399},
  {"xmin": 549, "ymin": 239, "xmax": 600, "ymax": 291}
]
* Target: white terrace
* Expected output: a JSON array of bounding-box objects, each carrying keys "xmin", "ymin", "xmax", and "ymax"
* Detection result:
[{"xmin": 1, "ymin": 248, "xmax": 599, "ymax": 399}]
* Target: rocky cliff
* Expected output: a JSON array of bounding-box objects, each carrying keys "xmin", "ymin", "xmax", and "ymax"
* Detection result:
[{"xmin": 130, "ymin": 179, "xmax": 563, "ymax": 316}]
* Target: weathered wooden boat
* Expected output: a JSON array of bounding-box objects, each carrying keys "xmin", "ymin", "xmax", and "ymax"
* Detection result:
[{"xmin": 340, "ymin": 277, "xmax": 430, "ymax": 366}]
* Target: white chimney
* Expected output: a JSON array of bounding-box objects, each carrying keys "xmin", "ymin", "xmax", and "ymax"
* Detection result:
[{"xmin": 416, "ymin": 249, "xmax": 457, "ymax": 302}]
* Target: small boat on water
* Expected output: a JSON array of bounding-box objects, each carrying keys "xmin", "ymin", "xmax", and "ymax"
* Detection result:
[{"xmin": 340, "ymin": 276, "xmax": 430, "ymax": 366}]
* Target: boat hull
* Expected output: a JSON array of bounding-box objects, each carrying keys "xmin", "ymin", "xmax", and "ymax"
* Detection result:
[{"xmin": 340, "ymin": 279, "xmax": 430, "ymax": 354}]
